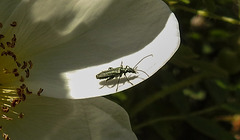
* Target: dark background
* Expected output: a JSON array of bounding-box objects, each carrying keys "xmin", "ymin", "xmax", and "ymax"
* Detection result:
[{"xmin": 107, "ymin": 0, "xmax": 240, "ymax": 140}]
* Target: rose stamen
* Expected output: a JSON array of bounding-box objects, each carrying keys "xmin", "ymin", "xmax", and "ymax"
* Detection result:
[{"xmin": 0, "ymin": 21, "xmax": 43, "ymax": 139}]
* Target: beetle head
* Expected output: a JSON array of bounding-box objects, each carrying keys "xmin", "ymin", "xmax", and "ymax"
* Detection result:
[{"xmin": 125, "ymin": 66, "xmax": 136, "ymax": 73}]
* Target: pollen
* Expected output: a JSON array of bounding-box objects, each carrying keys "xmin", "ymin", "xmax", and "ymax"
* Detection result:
[{"xmin": 0, "ymin": 21, "xmax": 43, "ymax": 139}]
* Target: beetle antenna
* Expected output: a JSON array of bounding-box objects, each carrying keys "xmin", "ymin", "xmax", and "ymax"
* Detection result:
[
  {"xmin": 133, "ymin": 54, "xmax": 153, "ymax": 69},
  {"xmin": 136, "ymin": 69, "xmax": 150, "ymax": 77}
]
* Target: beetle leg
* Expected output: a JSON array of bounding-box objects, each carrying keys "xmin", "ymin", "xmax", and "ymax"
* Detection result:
[
  {"xmin": 116, "ymin": 76, "xmax": 121, "ymax": 92},
  {"xmin": 124, "ymin": 73, "xmax": 133, "ymax": 85},
  {"xmin": 99, "ymin": 85, "xmax": 105, "ymax": 89},
  {"xmin": 106, "ymin": 76, "xmax": 114, "ymax": 82}
]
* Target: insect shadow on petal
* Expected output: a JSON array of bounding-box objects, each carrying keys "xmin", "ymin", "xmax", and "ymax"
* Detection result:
[{"xmin": 96, "ymin": 54, "xmax": 153, "ymax": 92}]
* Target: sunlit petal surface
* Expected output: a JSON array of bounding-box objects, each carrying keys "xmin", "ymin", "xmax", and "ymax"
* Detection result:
[
  {"xmin": 2, "ymin": 96, "xmax": 137, "ymax": 140},
  {"xmin": 0, "ymin": 0, "xmax": 180, "ymax": 98}
]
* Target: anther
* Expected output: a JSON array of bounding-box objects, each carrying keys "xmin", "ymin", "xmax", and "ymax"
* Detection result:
[
  {"xmin": 18, "ymin": 112, "xmax": 24, "ymax": 119},
  {"xmin": 12, "ymin": 34, "xmax": 16, "ymax": 43},
  {"xmin": 16, "ymin": 88, "xmax": 22, "ymax": 95},
  {"xmin": 1, "ymin": 51, "xmax": 7, "ymax": 56},
  {"xmin": 12, "ymin": 68, "xmax": 19, "ymax": 77},
  {"xmin": 0, "ymin": 43, "xmax": 5, "ymax": 49},
  {"xmin": 0, "ymin": 126, "xmax": 10, "ymax": 140},
  {"xmin": 11, "ymin": 99, "xmax": 21, "ymax": 107},
  {"xmin": 3, "ymin": 133, "xmax": 10, "ymax": 140},
  {"xmin": 28, "ymin": 60, "xmax": 33, "ymax": 69},
  {"xmin": 2, "ymin": 115, "xmax": 13, "ymax": 121},
  {"xmin": 25, "ymin": 69, "xmax": 30, "ymax": 78},
  {"xmin": 19, "ymin": 76, "xmax": 24, "ymax": 82},
  {"xmin": 6, "ymin": 50, "xmax": 17, "ymax": 61},
  {"xmin": 21, "ymin": 61, "xmax": 27, "ymax": 69},
  {"xmin": 6, "ymin": 42, "xmax": 13, "ymax": 48},
  {"xmin": 0, "ymin": 34, "xmax": 4, "ymax": 39},
  {"xmin": 12, "ymin": 68, "xmax": 17, "ymax": 73},
  {"xmin": 37, "ymin": 88, "xmax": 44, "ymax": 96},
  {"xmin": 10, "ymin": 21, "xmax": 17, "ymax": 27},
  {"xmin": 26, "ymin": 87, "xmax": 32, "ymax": 94},
  {"xmin": 6, "ymin": 50, "xmax": 13, "ymax": 56},
  {"xmin": 12, "ymin": 54, "xmax": 16, "ymax": 61},
  {"xmin": 20, "ymin": 94, "xmax": 26, "ymax": 101},
  {"xmin": 1, "ymin": 106, "xmax": 9, "ymax": 113},
  {"xmin": 14, "ymin": 72, "xmax": 19, "ymax": 77},
  {"xmin": 2, "ymin": 68, "xmax": 10, "ymax": 74},
  {"xmin": 20, "ymin": 84, "xmax": 26, "ymax": 89},
  {"xmin": 16, "ymin": 61, "xmax": 21, "ymax": 67}
]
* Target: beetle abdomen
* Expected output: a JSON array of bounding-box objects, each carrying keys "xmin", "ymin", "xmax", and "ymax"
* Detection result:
[{"xmin": 96, "ymin": 68, "xmax": 121, "ymax": 79}]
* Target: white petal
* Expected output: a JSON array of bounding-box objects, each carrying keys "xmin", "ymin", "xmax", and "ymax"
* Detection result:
[
  {"xmin": 3, "ymin": 96, "xmax": 137, "ymax": 140},
  {"xmin": 63, "ymin": 13, "xmax": 180, "ymax": 99},
  {"xmin": 1, "ymin": 0, "xmax": 180, "ymax": 98},
  {"xmin": 0, "ymin": 1, "xmax": 22, "ymax": 22}
]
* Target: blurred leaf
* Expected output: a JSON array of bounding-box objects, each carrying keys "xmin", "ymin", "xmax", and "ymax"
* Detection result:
[
  {"xmin": 217, "ymin": 49, "xmax": 240, "ymax": 74},
  {"xmin": 215, "ymin": 79, "xmax": 228, "ymax": 89},
  {"xmin": 130, "ymin": 72, "xmax": 209, "ymax": 116},
  {"xmin": 202, "ymin": 0, "xmax": 216, "ymax": 12},
  {"xmin": 183, "ymin": 88, "xmax": 206, "ymax": 100},
  {"xmin": 188, "ymin": 32, "xmax": 203, "ymax": 40},
  {"xmin": 222, "ymin": 103, "xmax": 240, "ymax": 114},
  {"xmin": 205, "ymin": 80, "xmax": 228, "ymax": 104},
  {"xmin": 111, "ymin": 92, "xmax": 128, "ymax": 101},
  {"xmin": 170, "ymin": 46, "xmax": 199, "ymax": 68},
  {"xmin": 173, "ymin": 46, "xmax": 199, "ymax": 59},
  {"xmin": 170, "ymin": 91, "xmax": 191, "ymax": 113},
  {"xmin": 171, "ymin": 46, "xmax": 229, "ymax": 77},
  {"xmin": 154, "ymin": 123, "xmax": 175, "ymax": 140},
  {"xmin": 202, "ymin": 44, "xmax": 213, "ymax": 54},
  {"xmin": 187, "ymin": 116, "xmax": 236, "ymax": 140},
  {"xmin": 185, "ymin": 59, "xmax": 229, "ymax": 77},
  {"xmin": 180, "ymin": 0, "xmax": 190, "ymax": 4},
  {"xmin": 209, "ymin": 29, "xmax": 232, "ymax": 41}
]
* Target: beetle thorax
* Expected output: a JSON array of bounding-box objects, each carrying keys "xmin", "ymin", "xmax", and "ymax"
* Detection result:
[{"xmin": 124, "ymin": 66, "xmax": 136, "ymax": 73}]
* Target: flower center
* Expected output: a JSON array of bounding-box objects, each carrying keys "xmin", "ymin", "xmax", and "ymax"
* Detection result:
[{"xmin": 0, "ymin": 21, "xmax": 43, "ymax": 139}]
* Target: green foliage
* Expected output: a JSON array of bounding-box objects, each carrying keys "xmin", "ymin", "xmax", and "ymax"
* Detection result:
[
  {"xmin": 107, "ymin": 0, "xmax": 240, "ymax": 139},
  {"xmin": 187, "ymin": 116, "xmax": 235, "ymax": 140}
]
